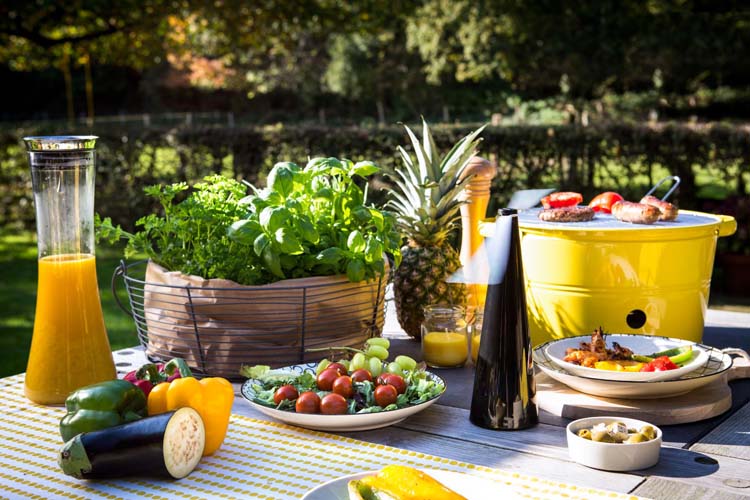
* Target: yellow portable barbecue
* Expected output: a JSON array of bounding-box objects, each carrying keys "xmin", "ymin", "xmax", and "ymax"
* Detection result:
[{"xmin": 480, "ymin": 209, "xmax": 737, "ymax": 347}]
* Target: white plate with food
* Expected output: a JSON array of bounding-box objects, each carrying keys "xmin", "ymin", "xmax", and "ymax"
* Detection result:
[
  {"xmin": 240, "ymin": 363, "xmax": 445, "ymax": 432},
  {"xmin": 302, "ymin": 468, "xmax": 519, "ymax": 500},
  {"xmin": 534, "ymin": 341, "xmax": 732, "ymax": 399},
  {"xmin": 544, "ymin": 332, "xmax": 709, "ymax": 382}
]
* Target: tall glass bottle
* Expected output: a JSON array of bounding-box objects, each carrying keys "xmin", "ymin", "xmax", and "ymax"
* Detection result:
[
  {"xmin": 470, "ymin": 208, "xmax": 537, "ymax": 430},
  {"xmin": 24, "ymin": 136, "xmax": 116, "ymax": 405}
]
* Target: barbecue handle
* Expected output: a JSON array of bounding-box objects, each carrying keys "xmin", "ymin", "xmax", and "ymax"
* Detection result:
[{"xmin": 717, "ymin": 214, "xmax": 738, "ymax": 237}]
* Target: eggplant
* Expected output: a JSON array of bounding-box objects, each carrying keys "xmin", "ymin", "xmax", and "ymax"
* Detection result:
[{"xmin": 59, "ymin": 407, "xmax": 205, "ymax": 480}]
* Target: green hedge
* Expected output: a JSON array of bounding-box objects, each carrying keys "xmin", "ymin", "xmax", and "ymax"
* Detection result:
[{"xmin": 1, "ymin": 122, "xmax": 748, "ymax": 242}]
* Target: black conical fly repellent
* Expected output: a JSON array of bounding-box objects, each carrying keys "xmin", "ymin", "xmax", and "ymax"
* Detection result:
[{"xmin": 470, "ymin": 208, "xmax": 538, "ymax": 430}]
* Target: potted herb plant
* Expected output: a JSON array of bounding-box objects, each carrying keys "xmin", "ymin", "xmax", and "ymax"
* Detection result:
[{"xmin": 99, "ymin": 157, "xmax": 402, "ymax": 377}]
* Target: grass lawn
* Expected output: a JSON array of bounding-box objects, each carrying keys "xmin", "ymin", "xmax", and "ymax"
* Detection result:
[{"xmin": 0, "ymin": 230, "xmax": 141, "ymax": 378}]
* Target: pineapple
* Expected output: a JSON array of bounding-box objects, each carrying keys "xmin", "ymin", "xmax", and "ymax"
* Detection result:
[{"xmin": 388, "ymin": 119, "xmax": 486, "ymax": 338}]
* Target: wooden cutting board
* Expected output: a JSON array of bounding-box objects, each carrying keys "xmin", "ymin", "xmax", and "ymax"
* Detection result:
[{"xmin": 536, "ymin": 349, "xmax": 750, "ymax": 425}]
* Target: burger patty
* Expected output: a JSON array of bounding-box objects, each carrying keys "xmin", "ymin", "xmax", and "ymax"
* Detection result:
[{"xmin": 538, "ymin": 206, "xmax": 596, "ymax": 223}]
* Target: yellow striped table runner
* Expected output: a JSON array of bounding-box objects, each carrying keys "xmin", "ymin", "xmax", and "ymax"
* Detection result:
[{"xmin": 0, "ymin": 374, "xmax": 642, "ymax": 500}]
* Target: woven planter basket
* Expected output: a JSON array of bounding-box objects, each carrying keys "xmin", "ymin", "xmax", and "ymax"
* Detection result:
[{"xmin": 114, "ymin": 260, "xmax": 387, "ymax": 379}]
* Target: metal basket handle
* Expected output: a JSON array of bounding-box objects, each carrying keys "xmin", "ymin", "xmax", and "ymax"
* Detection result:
[
  {"xmin": 644, "ymin": 175, "xmax": 681, "ymax": 201},
  {"xmin": 111, "ymin": 260, "xmax": 132, "ymax": 316}
]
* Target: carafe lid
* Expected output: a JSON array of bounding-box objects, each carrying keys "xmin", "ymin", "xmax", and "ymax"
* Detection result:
[{"xmin": 23, "ymin": 136, "xmax": 97, "ymax": 152}]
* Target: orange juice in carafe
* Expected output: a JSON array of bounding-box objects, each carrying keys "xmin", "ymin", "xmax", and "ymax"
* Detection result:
[
  {"xmin": 24, "ymin": 136, "xmax": 115, "ymax": 405},
  {"xmin": 24, "ymin": 254, "xmax": 115, "ymax": 404}
]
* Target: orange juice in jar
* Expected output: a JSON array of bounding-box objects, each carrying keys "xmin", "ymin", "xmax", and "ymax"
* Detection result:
[
  {"xmin": 24, "ymin": 136, "xmax": 115, "ymax": 405},
  {"xmin": 421, "ymin": 305, "xmax": 468, "ymax": 368}
]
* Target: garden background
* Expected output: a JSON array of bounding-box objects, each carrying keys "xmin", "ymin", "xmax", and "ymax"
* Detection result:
[{"xmin": 1, "ymin": 1, "xmax": 749, "ymax": 377}]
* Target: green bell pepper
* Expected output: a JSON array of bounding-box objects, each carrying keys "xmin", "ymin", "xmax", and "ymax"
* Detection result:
[
  {"xmin": 631, "ymin": 345, "xmax": 694, "ymax": 366},
  {"xmin": 59, "ymin": 379, "xmax": 147, "ymax": 442}
]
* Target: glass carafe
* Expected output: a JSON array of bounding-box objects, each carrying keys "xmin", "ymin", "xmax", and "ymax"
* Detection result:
[{"xmin": 24, "ymin": 136, "xmax": 115, "ymax": 405}]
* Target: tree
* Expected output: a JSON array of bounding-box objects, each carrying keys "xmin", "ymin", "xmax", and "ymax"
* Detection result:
[
  {"xmin": 0, "ymin": 1, "xmax": 179, "ymax": 122},
  {"xmin": 405, "ymin": 0, "xmax": 750, "ymax": 97}
]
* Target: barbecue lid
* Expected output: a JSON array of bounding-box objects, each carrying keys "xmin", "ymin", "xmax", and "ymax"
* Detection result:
[{"xmin": 481, "ymin": 209, "xmax": 737, "ymax": 241}]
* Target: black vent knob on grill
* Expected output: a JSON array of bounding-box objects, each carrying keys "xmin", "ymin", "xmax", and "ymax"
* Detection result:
[{"xmin": 627, "ymin": 309, "xmax": 647, "ymax": 329}]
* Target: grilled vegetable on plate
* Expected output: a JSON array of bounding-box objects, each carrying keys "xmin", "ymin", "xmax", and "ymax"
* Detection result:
[
  {"xmin": 542, "ymin": 330, "xmax": 709, "ymax": 382},
  {"xmin": 302, "ymin": 466, "xmax": 518, "ymax": 499},
  {"xmin": 348, "ymin": 465, "xmax": 466, "ymax": 500}
]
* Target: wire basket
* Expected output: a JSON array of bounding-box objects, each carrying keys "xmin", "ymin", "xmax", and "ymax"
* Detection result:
[{"xmin": 112, "ymin": 260, "xmax": 387, "ymax": 379}]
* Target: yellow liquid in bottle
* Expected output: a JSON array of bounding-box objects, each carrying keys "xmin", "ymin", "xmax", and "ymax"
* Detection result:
[
  {"xmin": 471, "ymin": 333, "xmax": 481, "ymax": 364},
  {"xmin": 422, "ymin": 331, "xmax": 468, "ymax": 368},
  {"xmin": 24, "ymin": 254, "xmax": 116, "ymax": 405}
]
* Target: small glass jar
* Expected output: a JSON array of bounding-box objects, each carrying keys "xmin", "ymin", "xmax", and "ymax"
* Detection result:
[
  {"xmin": 421, "ymin": 305, "xmax": 468, "ymax": 368},
  {"xmin": 470, "ymin": 309, "xmax": 484, "ymax": 365}
]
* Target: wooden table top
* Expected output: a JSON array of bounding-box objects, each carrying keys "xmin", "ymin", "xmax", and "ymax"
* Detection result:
[{"xmin": 112, "ymin": 319, "xmax": 750, "ymax": 500}]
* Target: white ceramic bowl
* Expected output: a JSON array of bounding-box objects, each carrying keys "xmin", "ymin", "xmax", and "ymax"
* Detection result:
[{"xmin": 566, "ymin": 416, "xmax": 662, "ymax": 471}]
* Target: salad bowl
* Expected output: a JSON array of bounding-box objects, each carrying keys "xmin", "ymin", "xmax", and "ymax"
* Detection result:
[{"xmin": 240, "ymin": 363, "xmax": 446, "ymax": 431}]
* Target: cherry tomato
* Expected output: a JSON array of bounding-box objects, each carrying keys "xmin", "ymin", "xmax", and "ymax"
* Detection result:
[
  {"xmin": 541, "ymin": 192, "xmax": 583, "ymax": 209},
  {"xmin": 588, "ymin": 191, "xmax": 624, "ymax": 213},
  {"xmin": 376, "ymin": 373, "xmax": 390, "ymax": 386},
  {"xmin": 316, "ymin": 368, "xmax": 340, "ymax": 391},
  {"xmin": 295, "ymin": 391, "xmax": 321, "ymax": 413},
  {"xmin": 273, "ymin": 384, "xmax": 299, "ymax": 405},
  {"xmin": 326, "ymin": 362, "xmax": 348, "ymax": 376},
  {"xmin": 374, "ymin": 384, "xmax": 398, "ymax": 407},
  {"xmin": 640, "ymin": 356, "xmax": 679, "ymax": 372},
  {"xmin": 332, "ymin": 375, "xmax": 354, "ymax": 398},
  {"xmin": 351, "ymin": 369, "xmax": 373, "ymax": 383},
  {"xmin": 320, "ymin": 393, "xmax": 348, "ymax": 415},
  {"xmin": 379, "ymin": 373, "xmax": 406, "ymax": 395}
]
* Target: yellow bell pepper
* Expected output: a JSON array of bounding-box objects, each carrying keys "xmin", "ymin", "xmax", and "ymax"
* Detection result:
[
  {"xmin": 352, "ymin": 465, "xmax": 466, "ymax": 500},
  {"xmin": 148, "ymin": 376, "xmax": 234, "ymax": 456},
  {"xmin": 594, "ymin": 360, "xmax": 644, "ymax": 372}
]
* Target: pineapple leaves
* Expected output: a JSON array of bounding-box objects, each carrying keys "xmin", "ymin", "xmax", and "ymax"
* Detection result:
[
  {"xmin": 438, "ymin": 125, "xmax": 486, "ymax": 195},
  {"xmin": 421, "ymin": 118, "xmax": 442, "ymax": 182},
  {"xmin": 403, "ymin": 124, "xmax": 430, "ymax": 184},
  {"xmin": 388, "ymin": 120, "xmax": 487, "ymax": 247}
]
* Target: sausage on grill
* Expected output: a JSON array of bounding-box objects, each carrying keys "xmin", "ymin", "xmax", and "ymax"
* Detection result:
[
  {"xmin": 611, "ymin": 201, "xmax": 660, "ymax": 225},
  {"xmin": 640, "ymin": 195, "xmax": 678, "ymax": 221}
]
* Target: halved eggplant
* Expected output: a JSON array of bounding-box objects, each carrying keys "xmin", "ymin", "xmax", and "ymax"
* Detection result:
[{"xmin": 59, "ymin": 407, "xmax": 205, "ymax": 480}]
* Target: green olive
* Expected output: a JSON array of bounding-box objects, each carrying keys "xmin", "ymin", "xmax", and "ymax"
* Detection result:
[
  {"xmin": 577, "ymin": 429, "xmax": 592, "ymax": 440},
  {"xmin": 625, "ymin": 433, "xmax": 648, "ymax": 443},
  {"xmin": 639, "ymin": 425, "xmax": 657, "ymax": 440},
  {"xmin": 606, "ymin": 422, "xmax": 629, "ymax": 442}
]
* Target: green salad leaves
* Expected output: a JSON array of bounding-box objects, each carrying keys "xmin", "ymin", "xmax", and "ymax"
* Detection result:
[
  {"xmin": 242, "ymin": 365, "xmax": 445, "ymax": 414},
  {"xmin": 98, "ymin": 157, "xmax": 402, "ymax": 285}
]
